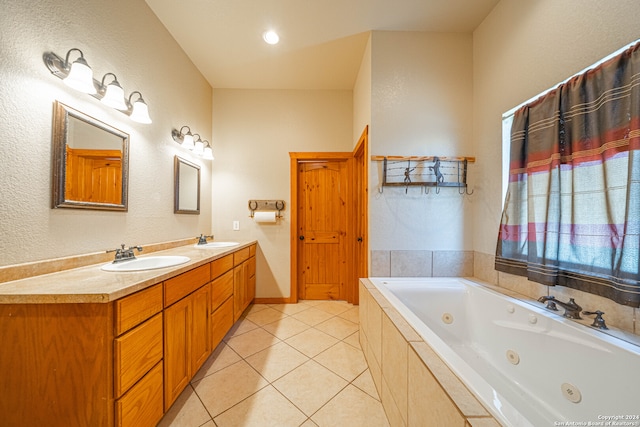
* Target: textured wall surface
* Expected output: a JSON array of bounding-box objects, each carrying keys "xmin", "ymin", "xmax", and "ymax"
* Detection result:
[
  {"xmin": 0, "ymin": 0, "xmax": 212, "ymax": 266},
  {"xmin": 368, "ymin": 31, "xmax": 474, "ymax": 251},
  {"xmin": 472, "ymin": 0, "xmax": 640, "ymax": 255},
  {"xmin": 210, "ymin": 89, "xmax": 353, "ymax": 298}
]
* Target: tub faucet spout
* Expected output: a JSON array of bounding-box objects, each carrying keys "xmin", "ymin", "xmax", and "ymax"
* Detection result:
[{"xmin": 537, "ymin": 296, "xmax": 582, "ymax": 319}]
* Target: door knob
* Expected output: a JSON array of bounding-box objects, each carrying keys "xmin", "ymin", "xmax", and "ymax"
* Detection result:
[{"xmin": 299, "ymin": 235, "xmax": 305, "ymax": 240}]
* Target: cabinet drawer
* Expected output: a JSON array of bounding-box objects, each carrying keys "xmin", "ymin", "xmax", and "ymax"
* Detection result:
[
  {"xmin": 233, "ymin": 247, "xmax": 250, "ymax": 265},
  {"xmin": 247, "ymin": 256, "xmax": 256, "ymax": 278},
  {"xmin": 164, "ymin": 264, "xmax": 210, "ymax": 307},
  {"xmin": 211, "ymin": 297, "xmax": 234, "ymax": 350},
  {"xmin": 115, "ymin": 361, "xmax": 164, "ymax": 427},
  {"xmin": 114, "ymin": 313, "xmax": 163, "ymax": 398},
  {"xmin": 211, "ymin": 270, "xmax": 233, "ymax": 311},
  {"xmin": 249, "ymin": 244, "xmax": 256, "ymax": 257},
  {"xmin": 115, "ymin": 284, "xmax": 163, "ymax": 336},
  {"xmin": 211, "ymin": 254, "xmax": 233, "ymax": 279}
]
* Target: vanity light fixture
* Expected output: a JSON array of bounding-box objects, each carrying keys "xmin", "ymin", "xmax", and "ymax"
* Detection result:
[
  {"xmin": 172, "ymin": 126, "xmax": 195, "ymax": 149},
  {"xmin": 193, "ymin": 135, "xmax": 205, "ymax": 155},
  {"xmin": 62, "ymin": 48, "xmax": 96, "ymax": 94},
  {"xmin": 100, "ymin": 73, "xmax": 127, "ymax": 110},
  {"xmin": 202, "ymin": 142, "xmax": 214, "ymax": 160},
  {"xmin": 127, "ymin": 91, "xmax": 152, "ymax": 124},
  {"xmin": 43, "ymin": 47, "xmax": 152, "ymax": 124},
  {"xmin": 171, "ymin": 127, "xmax": 214, "ymax": 160}
]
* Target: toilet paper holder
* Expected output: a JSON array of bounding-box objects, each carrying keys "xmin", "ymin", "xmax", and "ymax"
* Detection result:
[{"xmin": 248, "ymin": 199, "xmax": 285, "ymax": 218}]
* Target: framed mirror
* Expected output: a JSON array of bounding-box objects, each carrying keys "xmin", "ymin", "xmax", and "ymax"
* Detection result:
[
  {"xmin": 174, "ymin": 156, "xmax": 200, "ymax": 214},
  {"xmin": 52, "ymin": 101, "xmax": 130, "ymax": 211}
]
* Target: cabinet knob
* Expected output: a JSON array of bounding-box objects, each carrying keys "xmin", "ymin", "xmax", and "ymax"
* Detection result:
[{"xmin": 299, "ymin": 235, "xmax": 305, "ymax": 241}]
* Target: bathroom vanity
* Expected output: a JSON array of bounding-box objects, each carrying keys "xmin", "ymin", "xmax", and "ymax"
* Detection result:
[{"xmin": 0, "ymin": 242, "xmax": 256, "ymax": 427}]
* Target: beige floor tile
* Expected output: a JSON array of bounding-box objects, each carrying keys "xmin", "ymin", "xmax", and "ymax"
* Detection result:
[
  {"xmin": 243, "ymin": 303, "xmax": 270, "ymax": 316},
  {"xmin": 300, "ymin": 419, "xmax": 319, "ymax": 427},
  {"xmin": 285, "ymin": 328, "xmax": 339, "ymax": 358},
  {"xmin": 245, "ymin": 306, "xmax": 288, "ymax": 326},
  {"xmin": 343, "ymin": 331, "xmax": 361, "ymax": 349},
  {"xmin": 213, "ymin": 385, "xmax": 307, "ymax": 427},
  {"xmin": 314, "ymin": 341, "xmax": 368, "ymax": 382},
  {"xmin": 262, "ymin": 316, "xmax": 311, "ymax": 340},
  {"xmin": 245, "ymin": 341, "xmax": 310, "ymax": 382},
  {"xmin": 224, "ymin": 317, "xmax": 260, "ymax": 340},
  {"xmin": 291, "ymin": 307, "xmax": 335, "ymax": 326},
  {"xmin": 299, "ymin": 299, "xmax": 324, "ymax": 306},
  {"xmin": 314, "ymin": 300, "xmax": 353, "ymax": 315},
  {"xmin": 200, "ymin": 421, "xmax": 215, "ymax": 427},
  {"xmin": 192, "ymin": 342, "xmax": 242, "ymax": 382},
  {"xmin": 225, "ymin": 327, "xmax": 280, "ymax": 358},
  {"xmin": 273, "ymin": 360, "xmax": 348, "ymax": 416},
  {"xmin": 268, "ymin": 303, "xmax": 312, "ymax": 315},
  {"xmin": 352, "ymin": 369, "xmax": 380, "ymax": 401},
  {"xmin": 158, "ymin": 385, "xmax": 211, "ymax": 427},
  {"xmin": 338, "ymin": 306, "xmax": 360, "ymax": 324},
  {"xmin": 314, "ymin": 316, "xmax": 359, "ymax": 340},
  {"xmin": 311, "ymin": 384, "xmax": 390, "ymax": 427},
  {"xmin": 193, "ymin": 360, "xmax": 269, "ymax": 417}
]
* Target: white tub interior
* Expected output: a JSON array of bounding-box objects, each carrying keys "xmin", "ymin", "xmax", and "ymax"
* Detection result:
[{"xmin": 368, "ymin": 277, "xmax": 640, "ymax": 427}]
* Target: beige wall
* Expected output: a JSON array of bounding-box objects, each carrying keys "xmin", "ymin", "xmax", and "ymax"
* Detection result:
[
  {"xmin": 210, "ymin": 89, "xmax": 353, "ymax": 298},
  {"xmin": 353, "ymin": 34, "xmax": 372, "ymax": 144},
  {"xmin": 0, "ymin": 0, "xmax": 212, "ymax": 266},
  {"xmin": 368, "ymin": 31, "xmax": 474, "ymax": 251},
  {"xmin": 472, "ymin": 0, "xmax": 640, "ymax": 255}
]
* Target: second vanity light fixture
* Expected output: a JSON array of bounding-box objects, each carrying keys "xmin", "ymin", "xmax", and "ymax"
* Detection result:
[
  {"xmin": 43, "ymin": 48, "xmax": 152, "ymax": 124},
  {"xmin": 172, "ymin": 126, "xmax": 214, "ymax": 160}
]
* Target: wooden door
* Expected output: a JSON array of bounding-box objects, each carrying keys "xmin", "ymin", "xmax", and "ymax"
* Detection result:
[
  {"xmin": 65, "ymin": 147, "xmax": 122, "ymax": 204},
  {"xmin": 297, "ymin": 159, "xmax": 349, "ymax": 300},
  {"xmin": 351, "ymin": 127, "xmax": 368, "ymax": 304}
]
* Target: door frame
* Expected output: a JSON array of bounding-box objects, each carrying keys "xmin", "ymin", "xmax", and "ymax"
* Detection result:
[{"xmin": 289, "ymin": 126, "xmax": 369, "ymax": 304}]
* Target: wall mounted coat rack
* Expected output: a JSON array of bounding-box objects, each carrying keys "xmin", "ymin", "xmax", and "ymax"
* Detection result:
[{"xmin": 371, "ymin": 155, "xmax": 475, "ymax": 194}]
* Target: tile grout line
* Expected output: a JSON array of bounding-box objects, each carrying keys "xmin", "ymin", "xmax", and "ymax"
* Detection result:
[{"xmin": 188, "ymin": 301, "xmax": 370, "ymax": 427}]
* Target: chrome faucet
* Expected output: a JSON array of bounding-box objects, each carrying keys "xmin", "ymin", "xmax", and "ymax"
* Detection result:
[
  {"xmin": 196, "ymin": 234, "xmax": 214, "ymax": 245},
  {"xmin": 537, "ymin": 295, "xmax": 582, "ymax": 319},
  {"xmin": 107, "ymin": 244, "xmax": 142, "ymax": 263},
  {"xmin": 582, "ymin": 310, "xmax": 608, "ymax": 330}
]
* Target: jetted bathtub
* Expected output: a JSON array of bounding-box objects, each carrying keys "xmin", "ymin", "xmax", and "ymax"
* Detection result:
[{"xmin": 368, "ymin": 277, "xmax": 640, "ymax": 427}]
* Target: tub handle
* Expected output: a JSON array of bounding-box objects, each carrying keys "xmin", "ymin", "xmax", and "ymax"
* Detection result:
[{"xmin": 582, "ymin": 310, "xmax": 608, "ymax": 330}]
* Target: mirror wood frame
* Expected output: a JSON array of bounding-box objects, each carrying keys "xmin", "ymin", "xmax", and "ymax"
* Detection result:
[
  {"xmin": 174, "ymin": 155, "xmax": 201, "ymax": 214},
  {"xmin": 51, "ymin": 101, "xmax": 130, "ymax": 211}
]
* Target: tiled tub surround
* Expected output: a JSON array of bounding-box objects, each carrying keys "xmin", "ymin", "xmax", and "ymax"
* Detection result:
[
  {"xmin": 473, "ymin": 251, "xmax": 640, "ymax": 337},
  {"xmin": 373, "ymin": 249, "xmax": 639, "ymax": 336},
  {"xmin": 360, "ymin": 277, "xmax": 640, "ymax": 427}
]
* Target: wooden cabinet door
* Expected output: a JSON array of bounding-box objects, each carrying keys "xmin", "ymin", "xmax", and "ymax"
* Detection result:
[
  {"xmin": 246, "ymin": 256, "xmax": 256, "ymax": 304},
  {"xmin": 233, "ymin": 264, "xmax": 245, "ymax": 321},
  {"xmin": 191, "ymin": 284, "xmax": 210, "ymax": 374},
  {"xmin": 164, "ymin": 296, "xmax": 191, "ymax": 411}
]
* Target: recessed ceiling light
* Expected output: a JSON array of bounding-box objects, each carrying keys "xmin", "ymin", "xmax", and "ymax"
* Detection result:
[{"xmin": 263, "ymin": 30, "xmax": 279, "ymax": 45}]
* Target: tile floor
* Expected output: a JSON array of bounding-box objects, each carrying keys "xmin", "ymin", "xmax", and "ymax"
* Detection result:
[{"xmin": 158, "ymin": 300, "xmax": 390, "ymax": 427}]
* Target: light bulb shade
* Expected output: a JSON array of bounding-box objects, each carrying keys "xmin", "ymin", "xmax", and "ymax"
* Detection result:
[
  {"xmin": 182, "ymin": 133, "xmax": 195, "ymax": 150},
  {"xmin": 203, "ymin": 144, "xmax": 214, "ymax": 160},
  {"xmin": 64, "ymin": 56, "xmax": 96, "ymax": 94},
  {"xmin": 101, "ymin": 81, "xmax": 127, "ymax": 110},
  {"xmin": 128, "ymin": 93, "xmax": 152, "ymax": 124},
  {"xmin": 193, "ymin": 139, "xmax": 204, "ymax": 155}
]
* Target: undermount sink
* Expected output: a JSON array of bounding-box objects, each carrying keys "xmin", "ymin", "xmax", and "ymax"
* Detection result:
[
  {"xmin": 194, "ymin": 241, "xmax": 240, "ymax": 248},
  {"xmin": 101, "ymin": 255, "xmax": 190, "ymax": 272}
]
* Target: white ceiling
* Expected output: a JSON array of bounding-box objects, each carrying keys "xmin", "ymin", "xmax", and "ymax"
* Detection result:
[{"xmin": 145, "ymin": 0, "xmax": 500, "ymax": 90}]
